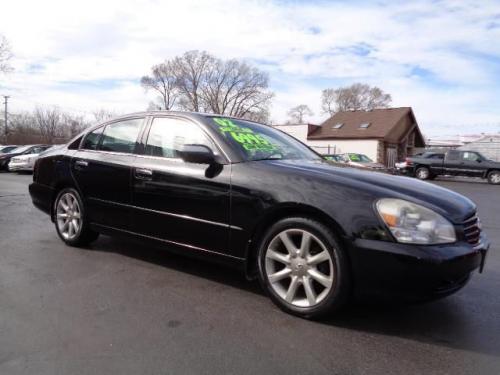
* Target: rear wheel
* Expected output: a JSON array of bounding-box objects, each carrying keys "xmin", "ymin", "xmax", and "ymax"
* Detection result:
[
  {"xmin": 257, "ymin": 217, "xmax": 350, "ymax": 319},
  {"xmin": 487, "ymin": 170, "xmax": 500, "ymax": 185},
  {"xmin": 54, "ymin": 188, "xmax": 99, "ymax": 246},
  {"xmin": 415, "ymin": 166, "xmax": 430, "ymax": 180}
]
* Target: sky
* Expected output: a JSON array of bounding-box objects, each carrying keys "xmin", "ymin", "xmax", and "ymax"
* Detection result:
[{"xmin": 1, "ymin": 0, "xmax": 500, "ymax": 137}]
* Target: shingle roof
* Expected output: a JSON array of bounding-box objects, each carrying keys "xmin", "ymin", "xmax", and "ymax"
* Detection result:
[{"xmin": 308, "ymin": 107, "xmax": 417, "ymax": 143}]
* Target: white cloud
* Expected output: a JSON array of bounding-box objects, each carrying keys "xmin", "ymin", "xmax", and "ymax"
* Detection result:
[{"xmin": 0, "ymin": 0, "xmax": 499, "ymax": 134}]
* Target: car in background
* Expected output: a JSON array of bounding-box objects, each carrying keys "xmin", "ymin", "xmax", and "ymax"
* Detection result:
[
  {"xmin": 396, "ymin": 152, "xmax": 444, "ymax": 175},
  {"xmin": 8, "ymin": 145, "xmax": 57, "ymax": 172},
  {"xmin": 337, "ymin": 153, "xmax": 386, "ymax": 170},
  {"xmin": 0, "ymin": 145, "xmax": 18, "ymax": 154},
  {"xmin": 323, "ymin": 154, "xmax": 343, "ymax": 162},
  {"xmin": 0, "ymin": 145, "xmax": 51, "ymax": 171},
  {"xmin": 404, "ymin": 150, "xmax": 500, "ymax": 184}
]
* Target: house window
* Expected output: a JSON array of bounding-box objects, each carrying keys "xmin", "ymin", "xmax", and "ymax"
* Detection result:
[
  {"xmin": 332, "ymin": 123, "xmax": 344, "ymax": 129},
  {"xmin": 359, "ymin": 123, "xmax": 371, "ymax": 129}
]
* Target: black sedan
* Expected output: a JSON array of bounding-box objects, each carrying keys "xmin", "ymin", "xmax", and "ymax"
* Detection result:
[{"xmin": 29, "ymin": 112, "xmax": 490, "ymax": 318}]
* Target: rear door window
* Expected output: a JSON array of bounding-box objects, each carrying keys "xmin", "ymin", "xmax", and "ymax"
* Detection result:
[{"xmin": 99, "ymin": 119, "xmax": 143, "ymax": 154}]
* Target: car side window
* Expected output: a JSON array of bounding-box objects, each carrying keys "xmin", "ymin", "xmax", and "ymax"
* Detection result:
[
  {"xmin": 100, "ymin": 119, "xmax": 143, "ymax": 154},
  {"xmin": 462, "ymin": 152, "xmax": 480, "ymax": 161},
  {"xmin": 430, "ymin": 154, "xmax": 444, "ymax": 159},
  {"xmin": 82, "ymin": 127, "xmax": 104, "ymax": 150},
  {"xmin": 447, "ymin": 151, "xmax": 460, "ymax": 160},
  {"xmin": 145, "ymin": 117, "xmax": 216, "ymax": 158}
]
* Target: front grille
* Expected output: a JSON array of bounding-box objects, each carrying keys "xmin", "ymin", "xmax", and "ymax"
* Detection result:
[{"xmin": 462, "ymin": 214, "xmax": 481, "ymax": 247}]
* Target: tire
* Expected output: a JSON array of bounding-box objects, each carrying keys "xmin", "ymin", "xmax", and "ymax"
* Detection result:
[
  {"xmin": 415, "ymin": 166, "xmax": 430, "ymax": 180},
  {"xmin": 257, "ymin": 217, "xmax": 351, "ymax": 319},
  {"xmin": 488, "ymin": 170, "xmax": 500, "ymax": 185},
  {"xmin": 54, "ymin": 188, "xmax": 99, "ymax": 246}
]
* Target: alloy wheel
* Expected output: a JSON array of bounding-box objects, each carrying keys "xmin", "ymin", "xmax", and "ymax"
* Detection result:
[
  {"xmin": 56, "ymin": 192, "xmax": 82, "ymax": 240},
  {"xmin": 264, "ymin": 229, "xmax": 334, "ymax": 308},
  {"xmin": 417, "ymin": 168, "xmax": 429, "ymax": 179},
  {"xmin": 490, "ymin": 172, "xmax": 500, "ymax": 184}
]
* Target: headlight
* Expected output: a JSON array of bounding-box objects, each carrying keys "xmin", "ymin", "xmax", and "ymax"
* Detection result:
[{"xmin": 376, "ymin": 198, "xmax": 456, "ymax": 245}]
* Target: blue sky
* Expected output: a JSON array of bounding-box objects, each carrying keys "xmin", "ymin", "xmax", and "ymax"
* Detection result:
[{"xmin": 1, "ymin": 0, "xmax": 500, "ymax": 136}]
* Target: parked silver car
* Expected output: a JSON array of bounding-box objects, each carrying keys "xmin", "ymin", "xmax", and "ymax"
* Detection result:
[{"xmin": 8, "ymin": 145, "xmax": 56, "ymax": 172}]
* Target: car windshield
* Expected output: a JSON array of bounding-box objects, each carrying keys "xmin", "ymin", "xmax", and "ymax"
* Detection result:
[
  {"xmin": 1, "ymin": 146, "xmax": 18, "ymax": 153},
  {"xmin": 11, "ymin": 145, "xmax": 32, "ymax": 154},
  {"xmin": 209, "ymin": 117, "xmax": 320, "ymax": 162},
  {"xmin": 348, "ymin": 153, "xmax": 372, "ymax": 163}
]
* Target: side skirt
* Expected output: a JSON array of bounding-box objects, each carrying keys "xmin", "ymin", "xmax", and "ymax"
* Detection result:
[{"xmin": 90, "ymin": 223, "xmax": 246, "ymax": 270}]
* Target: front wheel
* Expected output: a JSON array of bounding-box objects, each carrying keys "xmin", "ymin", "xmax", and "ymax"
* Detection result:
[
  {"xmin": 487, "ymin": 170, "xmax": 500, "ymax": 185},
  {"xmin": 54, "ymin": 188, "xmax": 99, "ymax": 246},
  {"xmin": 257, "ymin": 217, "xmax": 350, "ymax": 319},
  {"xmin": 415, "ymin": 166, "xmax": 430, "ymax": 180}
]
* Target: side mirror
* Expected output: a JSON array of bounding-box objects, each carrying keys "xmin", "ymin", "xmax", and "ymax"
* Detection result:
[{"xmin": 178, "ymin": 144, "xmax": 216, "ymax": 164}]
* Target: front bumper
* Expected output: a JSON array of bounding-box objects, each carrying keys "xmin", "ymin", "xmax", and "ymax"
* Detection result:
[
  {"xmin": 349, "ymin": 234, "xmax": 490, "ymax": 300},
  {"xmin": 8, "ymin": 161, "xmax": 33, "ymax": 171}
]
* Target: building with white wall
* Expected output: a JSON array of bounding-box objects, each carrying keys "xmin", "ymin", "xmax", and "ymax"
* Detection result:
[{"xmin": 274, "ymin": 107, "xmax": 426, "ymax": 167}]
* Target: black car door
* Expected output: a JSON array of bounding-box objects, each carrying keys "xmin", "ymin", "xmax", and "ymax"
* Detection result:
[
  {"xmin": 458, "ymin": 151, "xmax": 484, "ymax": 177},
  {"xmin": 131, "ymin": 115, "xmax": 232, "ymax": 255},
  {"xmin": 71, "ymin": 117, "xmax": 145, "ymax": 230},
  {"xmin": 443, "ymin": 150, "xmax": 461, "ymax": 175}
]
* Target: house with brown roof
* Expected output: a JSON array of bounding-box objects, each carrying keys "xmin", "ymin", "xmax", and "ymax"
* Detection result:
[{"xmin": 274, "ymin": 107, "xmax": 425, "ymax": 167}]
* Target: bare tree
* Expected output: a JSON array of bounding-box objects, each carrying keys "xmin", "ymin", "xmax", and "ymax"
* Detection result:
[
  {"xmin": 140, "ymin": 61, "xmax": 178, "ymax": 110},
  {"xmin": 62, "ymin": 113, "xmax": 90, "ymax": 138},
  {"xmin": 34, "ymin": 107, "xmax": 63, "ymax": 143},
  {"xmin": 92, "ymin": 108, "xmax": 117, "ymax": 123},
  {"xmin": 0, "ymin": 35, "xmax": 13, "ymax": 74},
  {"xmin": 200, "ymin": 58, "xmax": 274, "ymax": 119},
  {"xmin": 172, "ymin": 50, "xmax": 214, "ymax": 112},
  {"xmin": 321, "ymin": 83, "xmax": 392, "ymax": 115},
  {"xmin": 142, "ymin": 50, "xmax": 274, "ymax": 120},
  {"xmin": 287, "ymin": 104, "xmax": 313, "ymax": 123},
  {"xmin": 320, "ymin": 88, "xmax": 337, "ymax": 116}
]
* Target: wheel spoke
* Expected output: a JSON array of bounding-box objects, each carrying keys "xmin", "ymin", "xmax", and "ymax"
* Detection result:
[
  {"xmin": 303, "ymin": 276, "xmax": 317, "ymax": 306},
  {"xmin": 72, "ymin": 219, "xmax": 79, "ymax": 233},
  {"xmin": 62, "ymin": 219, "xmax": 70, "ymax": 232},
  {"xmin": 298, "ymin": 232, "xmax": 312, "ymax": 257},
  {"xmin": 307, "ymin": 250, "xmax": 330, "ymax": 266},
  {"xmin": 57, "ymin": 213, "xmax": 68, "ymax": 219},
  {"xmin": 308, "ymin": 268, "xmax": 332, "ymax": 288},
  {"xmin": 279, "ymin": 232, "xmax": 297, "ymax": 255},
  {"xmin": 266, "ymin": 249, "xmax": 290, "ymax": 265},
  {"xmin": 268, "ymin": 267, "xmax": 292, "ymax": 283},
  {"xmin": 60, "ymin": 200, "xmax": 69, "ymax": 212},
  {"xmin": 68, "ymin": 221, "xmax": 74, "ymax": 237},
  {"xmin": 285, "ymin": 275, "xmax": 300, "ymax": 303}
]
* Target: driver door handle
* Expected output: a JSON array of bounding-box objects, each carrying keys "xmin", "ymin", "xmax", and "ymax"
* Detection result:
[
  {"xmin": 134, "ymin": 168, "xmax": 153, "ymax": 180},
  {"xmin": 74, "ymin": 160, "xmax": 88, "ymax": 169}
]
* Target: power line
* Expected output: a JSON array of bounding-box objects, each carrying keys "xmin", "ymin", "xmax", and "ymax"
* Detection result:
[{"xmin": 3, "ymin": 95, "xmax": 9, "ymax": 140}]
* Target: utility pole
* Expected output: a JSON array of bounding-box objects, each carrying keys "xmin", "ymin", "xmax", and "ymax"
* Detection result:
[{"xmin": 3, "ymin": 95, "xmax": 9, "ymax": 141}]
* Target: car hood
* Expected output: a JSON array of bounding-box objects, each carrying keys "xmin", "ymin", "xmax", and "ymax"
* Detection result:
[
  {"xmin": 263, "ymin": 159, "xmax": 476, "ymax": 223},
  {"xmin": 12, "ymin": 153, "xmax": 38, "ymax": 160},
  {"xmin": 350, "ymin": 161, "xmax": 386, "ymax": 169}
]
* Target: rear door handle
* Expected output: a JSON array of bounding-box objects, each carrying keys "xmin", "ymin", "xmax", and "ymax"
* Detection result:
[
  {"xmin": 74, "ymin": 160, "xmax": 88, "ymax": 169},
  {"xmin": 134, "ymin": 168, "xmax": 153, "ymax": 180}
]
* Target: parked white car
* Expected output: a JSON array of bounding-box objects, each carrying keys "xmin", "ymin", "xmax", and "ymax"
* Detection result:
[{"xmin": 8, "ymin": 145, "xmax": 56, "ymax": 172}]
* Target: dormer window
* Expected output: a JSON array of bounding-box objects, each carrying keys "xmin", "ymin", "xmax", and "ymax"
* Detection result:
[
  {"xmin": 359, "ymin": 123, "xmax": 371, "ymax": 129},
  {"xmin": 332, "ymin": 123, "xmax": 344, "ymax": 129}
]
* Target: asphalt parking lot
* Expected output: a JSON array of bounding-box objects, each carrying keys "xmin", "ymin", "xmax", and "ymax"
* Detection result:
[{"xmin": 1, "ymin": 173, "xmax": 499, "ymax": 375}]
